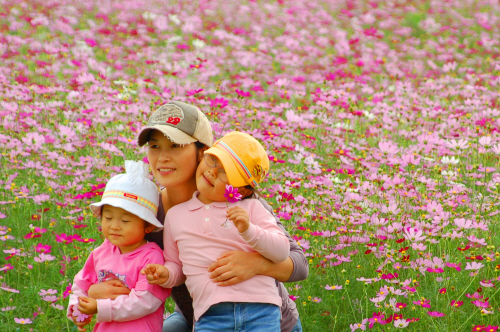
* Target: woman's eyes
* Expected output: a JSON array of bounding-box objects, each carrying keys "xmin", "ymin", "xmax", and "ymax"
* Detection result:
[{"xmin": 148, "ymin": 144, "xmax": 183, "ymax": 149}]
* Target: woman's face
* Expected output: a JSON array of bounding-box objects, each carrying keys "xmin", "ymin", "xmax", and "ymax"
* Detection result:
[{"xmin": 147, "ymin": 130, "xmax": 202, "ymax": 188}]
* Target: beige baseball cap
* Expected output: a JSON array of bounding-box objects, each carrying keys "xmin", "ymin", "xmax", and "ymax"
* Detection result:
[{"xmin": 138, "ymin": 101, "xmax": 213, "ymax": 147}]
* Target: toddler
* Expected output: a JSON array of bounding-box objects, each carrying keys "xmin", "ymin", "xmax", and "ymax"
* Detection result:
[
  {"xmin": 142, "ymin": 131, "xmax": 290, "ymax": 331},
  {"xmin": 67, "ymin": 160, "xmax": 171, "ymax": 332}
]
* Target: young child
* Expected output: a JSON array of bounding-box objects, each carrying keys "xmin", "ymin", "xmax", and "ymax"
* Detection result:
[
  {"xmin": 142, "ymin": 131, "xmax": 290, "ymax": 331},
  {"xmin": 67, "ymin": 160, "xmax": 171, "ymax": 332}
]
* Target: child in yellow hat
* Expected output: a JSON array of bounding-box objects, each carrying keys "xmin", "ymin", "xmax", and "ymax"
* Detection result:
[{"xmin": 142, "ymin": 131, "xmax": 290, "ymax": 331}]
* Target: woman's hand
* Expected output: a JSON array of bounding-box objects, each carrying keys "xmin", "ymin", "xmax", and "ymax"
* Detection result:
[
  {"xmin": 208, "ymin": 251, "xmax": 267, "ymax": 286},
  {"xmin": 87, "ymin": 280, "xmax": 130, "ymax": 300},
  {"xmin": 140, "ymin": 264, "xmax": 170, "ymax": 285}
]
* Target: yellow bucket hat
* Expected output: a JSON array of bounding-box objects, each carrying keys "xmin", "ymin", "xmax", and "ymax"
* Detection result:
[{"xmin": 204, "ymin": 131, "xmax": 269, "ymax": 187}]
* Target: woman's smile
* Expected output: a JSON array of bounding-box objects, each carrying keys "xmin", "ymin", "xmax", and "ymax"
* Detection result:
[{"xmin": 158, "ymin": 167, "xmax": 176, "ymax": 176}]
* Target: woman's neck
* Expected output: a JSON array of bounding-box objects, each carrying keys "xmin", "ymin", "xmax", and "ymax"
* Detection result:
[{"xmin": 162, "ymin": 179, "xmax": 198, "ymax": 211}]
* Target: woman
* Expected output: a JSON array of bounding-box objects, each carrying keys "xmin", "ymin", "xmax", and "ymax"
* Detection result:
[{"xmin": 88, "ymin": 101, "xmax": 308, "ymax": 331}]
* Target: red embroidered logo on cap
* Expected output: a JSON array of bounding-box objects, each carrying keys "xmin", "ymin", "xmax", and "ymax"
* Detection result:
[
  {"xmin": 166, "ymin": 117, "xmax": 181, "ymax": 125},
  {"xmin": 123, "ymin": 193, "xmax": 138, "ymax": 200}
]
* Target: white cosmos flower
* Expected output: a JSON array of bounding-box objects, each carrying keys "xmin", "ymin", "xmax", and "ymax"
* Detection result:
[{"xmin": 441, "ymin": 156, "xmax": 459, "ymax": 164}]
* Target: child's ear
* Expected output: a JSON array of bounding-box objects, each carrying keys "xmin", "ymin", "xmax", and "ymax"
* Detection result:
[
  {"xmin": 237, "ymin": 186, "xmax": 252, "ymax": 198},
  {"xmin": 144, "ymin": 222, "xmax": 156, "ymax": 234}
]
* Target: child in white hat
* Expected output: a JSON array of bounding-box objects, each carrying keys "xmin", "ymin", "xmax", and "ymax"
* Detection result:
[
  {"xmin": 142, "ymin": 132, "xmax": 290, "ymax": 331},
  {"xmin": 67, "ymin": 160, "xmax": 171, "ymax": 332}
]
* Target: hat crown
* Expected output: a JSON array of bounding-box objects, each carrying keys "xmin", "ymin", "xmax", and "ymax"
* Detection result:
[
  {"xmin": 137, "ymin": 101, "xmax": 213, "ymax": 147},
  {"xmin": 213, "ymin": 131, "xmax": 269, "ymax": 187},
  {"xmin": 103, "ymin": 160, "xmax": 159, "ymax": 209}
]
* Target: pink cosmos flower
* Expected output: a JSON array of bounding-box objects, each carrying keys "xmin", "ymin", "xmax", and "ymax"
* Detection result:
[
  {"xmin": 34, "ymin": 253, "xmax": 56, "ymax": 263},
  {"xmin": 403, "ymin": 227, "xmax": 426, "ymax": 242},
  {"xmin": 41, "ymin": 295, "xmax": 58, "ymax": 302},
  {"xmin": 325, "ymin": 285, "xmax": 342, "ymax": 290},
  {"xmin": 450, "ymin": 300, "xmax": 463, "ymax": 307},
  {"xmin": 446, "ymin": 262, "xmax": 462, "ymax": 271},
  {"xmin": 38, "ymin": 289, "xmax": 57, "ymax": 296},
  {"xmin": 466, "ymin": 292, "xmax": 483, "ymax": 299},
  {"xmin": 14, "ymin": 318, "xmax": 32, "ymax": 324},
  {"xmin": 465, "ymin": 262, "xmax": 484, "ymax": 270},
  {"xmin": 34, "ymin": 243, "xmax": 52, "ymax": 253},
  {"xmin": 350, "ymin": 319, "xmax": 368, "ymax": 331},
  {"xmin": 224, "ymin": 185, "xmax": 242, "ymax": 203},
  {"xmin": 1, "ymin": 306, "xmax": 16, "ymax": 311},
  {"xmin": 24, "ymin": 227, "xmax": 47, "ymax": 239},
  {"xmin": 368, "ymin": 312, "xmax": 386, "ymax": 329},
  {"xmin": 413, "ymin": 299, "xmax": 431, "ymax": 308},
  {"xmin": 427, "ymin": 311, "xmax": 446, "ymax": 317},
  {"xmin": 210, "ymin": 98, "xmax": 228, "ymax": 108},
  {"xmin": 54, "ymin": 233, "xmax": 74, "ymax": 244},
  {"xmin": 471, "ymin": 300, "xmax": 490, "ymax": 308},
  {"xmin": 378, "ymin": 141, "xmax": 399, "ymax": 156},
  {"xmin": 72, "ymin": 307, "xmax": 90, "ymax": 322}
]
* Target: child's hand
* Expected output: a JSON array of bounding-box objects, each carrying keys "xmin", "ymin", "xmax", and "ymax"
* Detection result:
[
  {"xmin": 227, "ymin": 206, "xmax": 250, "ymax": 233},
  {"xmin": 78, "ymin": 296, "xmax": 98, "ymax": 315},
  {"xmin": 140, "ymin": 264, "xmax": 170, "ymax": 285},
  {"xmin": 70, "ymin": 304, "xmax": 93, "ymax": 332},
  {"xmin": 71, "ymin": 314, "xmax": 93, "ymax": 332}
]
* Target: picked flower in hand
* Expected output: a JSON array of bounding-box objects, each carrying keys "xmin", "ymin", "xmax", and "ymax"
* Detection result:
[
  {"xmin": 224, "ymin": 184, "xmax": 242, "ymax": 203},
  {"xmin": 222, "ymin": 185, "xmax": 242, "ymax": 228},
  {"xmin": 72, "ymin": 307, "xmax": 90, "ymax": 322}
]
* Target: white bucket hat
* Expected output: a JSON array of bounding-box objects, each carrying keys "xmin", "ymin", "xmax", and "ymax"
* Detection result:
[
  {"xmin": 137, "ymin": 101, "xmax": 213, "ymax": 147},
  {"xmin": 90, "ymin": 160, "xmax": 162, "ymax": 231}
]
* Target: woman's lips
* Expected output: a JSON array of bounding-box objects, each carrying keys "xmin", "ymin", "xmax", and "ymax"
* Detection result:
[{"xmin": 158, "ymin": 167, "xmax": 175, "ymax": 175}]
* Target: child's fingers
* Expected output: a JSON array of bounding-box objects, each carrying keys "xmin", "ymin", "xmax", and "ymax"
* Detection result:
[{"xmin": 79, "ymin": 296, "xmax": 91, "ymax": 303}]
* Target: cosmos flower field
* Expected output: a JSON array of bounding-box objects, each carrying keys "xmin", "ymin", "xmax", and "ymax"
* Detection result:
[{"xmin": 1, "ymin": 0, "xmax": 500, "ymax": 330}]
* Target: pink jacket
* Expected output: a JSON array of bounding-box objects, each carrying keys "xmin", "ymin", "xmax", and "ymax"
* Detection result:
[{"xmin": 68, "ymin": 240, "xmax": 171, "ymax": 332}]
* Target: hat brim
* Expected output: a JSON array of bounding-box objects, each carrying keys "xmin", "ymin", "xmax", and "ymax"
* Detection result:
[
  {"xmin": 90, "ymin": 198, "xmax": 163, "ymax": 232},
  {"xmin": 138, "ymin": 125, "xmax": 197, "ymax": 147},
  {"xmin": 204, "ymin": 146, "xmax": 249, "ymax": 187}
]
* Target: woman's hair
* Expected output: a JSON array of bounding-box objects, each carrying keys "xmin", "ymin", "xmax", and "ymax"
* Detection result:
[
  {"xmin": 241, "ymin": 185, "xmax": 261, "ymax": 200},
  {"xmin": 194, "ymin": 141, "xmax": 206, "ymax": 150}
]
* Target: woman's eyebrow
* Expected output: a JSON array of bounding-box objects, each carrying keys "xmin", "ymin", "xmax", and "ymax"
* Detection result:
[{"xmin": 149, "ymin": 138, "xmax": 158, "ymax": 142}]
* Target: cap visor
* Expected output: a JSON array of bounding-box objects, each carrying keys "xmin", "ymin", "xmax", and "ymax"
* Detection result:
[
  {"xmin": 138, "ymin": 125, "xmax": 197, "ymax": 146},
  {"xmin": 205, "ymin": 147, "xmax": 248, "ymax": 187}
]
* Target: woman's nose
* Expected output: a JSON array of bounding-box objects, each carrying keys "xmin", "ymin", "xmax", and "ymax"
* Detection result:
[{"xmin": 158, "ymin": 149, "xmax": 171, "ymax": 162}]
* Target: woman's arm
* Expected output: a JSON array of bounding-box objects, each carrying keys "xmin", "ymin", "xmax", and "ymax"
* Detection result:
[{"xmin": 208, "ymin": 196, "xmax": 309, "ymax": 286}]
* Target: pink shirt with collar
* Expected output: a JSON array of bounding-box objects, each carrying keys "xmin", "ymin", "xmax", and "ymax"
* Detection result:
[{"xmin": 161, "ymin": 192, "xmax": 290, "ymax": 321}]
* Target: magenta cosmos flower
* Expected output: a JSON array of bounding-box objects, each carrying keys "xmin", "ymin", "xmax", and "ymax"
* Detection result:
[{"xmin": 224, "ymin": 185, "xmax": 242, "ymax": 203}]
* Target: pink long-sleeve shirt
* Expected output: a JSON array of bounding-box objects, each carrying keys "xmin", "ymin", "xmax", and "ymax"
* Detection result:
[
  {"xmin": 68, "ymin": 240, "xmax": 171, "ymax": 332},
  {"xmin": 161, "ymin": 192, "xmax": 290, "ymax": 321}
]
